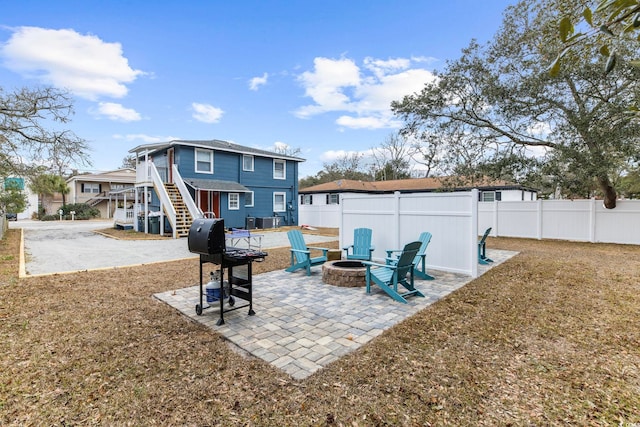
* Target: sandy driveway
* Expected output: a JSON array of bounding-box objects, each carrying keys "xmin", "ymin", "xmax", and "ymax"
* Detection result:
[{"xmin": 11, "ymin": 219, "xmax": 335, "ymax": 276}]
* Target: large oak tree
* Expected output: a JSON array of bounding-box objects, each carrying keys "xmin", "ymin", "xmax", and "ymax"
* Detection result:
[
  {"xmin": 392, "ymin": 0, "xmax": 640, "ymax": 208},
  {"xmin": 0, "ymin": 86, "xmax": 90, "ymax": 179}
]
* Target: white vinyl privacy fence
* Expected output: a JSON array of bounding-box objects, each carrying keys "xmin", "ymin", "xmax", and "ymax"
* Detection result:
[
  {"xmin": 339, "ymin": 191, "xmax": 479, "ymax": 277},
  {"xmin": 299, "ymin": 203, "xmax": 340, "ymax": 228},
  {"xmin": 478, "ymin": 199, "xmax": 640, "ymax": 245},
  {"xmin": 319, "ymin": 194, "xmax": 639, "ymax": 279}
]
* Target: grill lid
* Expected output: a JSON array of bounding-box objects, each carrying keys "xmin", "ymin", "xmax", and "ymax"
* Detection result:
[{"xmin": 188, "ymin": 218, "xmax": 226, "ymax": 255}]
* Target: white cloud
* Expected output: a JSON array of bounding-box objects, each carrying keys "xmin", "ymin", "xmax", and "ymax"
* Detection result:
[
  {"xmin": 410, "ymin": 55, "xmax": 438, "ymax": 64},
  {"xmin": 363, "ymin": 56, "xmax": 411, "ymax": 78},
  {"xmin": 191, "ymin": 102, "xmax": 224, "ymax": 123},
  {"xmin": 295, "ymin": 56, "xmax": 437, "ymax": 130},
  {"xmin": 93, "ymin": 102, "xmax": 141, "ymax": 122},
  {"xmin": 335, "ymin": 115, "xmax": 397, "ymax": 129},
  {"xmin": 273, "ymin": 141, "xmax": 289, "ymax": 151},
  {"xmin": 0, "ymin": 26, "xmax": 145, "ymax": 100},
  {"xmin": 249, "ymin": 72, "xmax": 268, "ymax": 91},
  {"xmin": 296, "ymin": 57, "xmax": 361, "ymax": 118},
  {"xmin": 528, "ymin": 121, "xmax": 552, "ymax": 136}
]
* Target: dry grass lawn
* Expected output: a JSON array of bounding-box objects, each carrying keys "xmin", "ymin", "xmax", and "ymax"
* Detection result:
[{"xmin": 1, "ymin": 226, "xmax": 639, "ymax": 425}]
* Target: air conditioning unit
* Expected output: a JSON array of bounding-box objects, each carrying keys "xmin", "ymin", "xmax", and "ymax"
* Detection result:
[
  {"xmin": 245, "ymin": 217, "xmax": 256, "ymax": 229},
  {"xmin": 256, "ymin": 217, "xmax": 274, "ymax": 229}
]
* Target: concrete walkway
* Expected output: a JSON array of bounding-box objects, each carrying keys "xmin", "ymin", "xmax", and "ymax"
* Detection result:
[{"xmin": 155, "ymin": 249, "xmax": 517, "ymax": 379}]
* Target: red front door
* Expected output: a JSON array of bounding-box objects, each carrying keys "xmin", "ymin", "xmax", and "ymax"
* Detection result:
[
  {"xmin": 198, "ymin": 191, "xmax": 220, "ymax": 218},
  {"xmin": 212, "ymin": 192, "xmax": 220, "ymax": 217}
]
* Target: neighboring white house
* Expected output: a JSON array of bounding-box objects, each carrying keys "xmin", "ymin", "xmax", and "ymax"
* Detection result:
[{"xmin": 298, "ymin": 177, "xmax": 538, "ymax": 228}]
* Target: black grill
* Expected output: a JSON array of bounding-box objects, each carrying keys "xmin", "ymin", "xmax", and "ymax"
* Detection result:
[
  {"xmin": 188, "ymin": 218, "xmax": 226, "ymax": 255},
  {"xmin": 187, "ymin": 217, "xmax": 268, "ymax": 325}
]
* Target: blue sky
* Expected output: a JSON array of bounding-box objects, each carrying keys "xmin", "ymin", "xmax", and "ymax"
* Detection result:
[{"xmin": 0, "ymin": 0, "xmax": 514, "ymax": 178}]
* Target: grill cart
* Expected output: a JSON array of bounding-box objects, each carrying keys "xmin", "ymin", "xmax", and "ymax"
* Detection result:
[{"xmin": 187, "ymin": 218, "xmax": 267, "ymax": 326}]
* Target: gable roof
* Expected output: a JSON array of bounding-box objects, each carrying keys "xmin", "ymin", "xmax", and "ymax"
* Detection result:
[
  {"xmin": 299, "ymin": 177, "xmax": 536, "ymax": 194},
  {"xmin": 129, "ymin": 139, "xmax": 305, "ymax": 162},
  {"xmin": 66, "ymin": 168, "xmax": 136, "ymax": 184}
]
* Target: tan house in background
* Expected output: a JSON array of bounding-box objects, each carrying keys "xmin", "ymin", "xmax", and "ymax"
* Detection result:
[{"xmin": 62, "ymin": 168, "xmax": 136, "ymax": 218}]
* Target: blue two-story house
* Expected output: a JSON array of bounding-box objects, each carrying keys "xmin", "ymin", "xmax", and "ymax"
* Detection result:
[{"xmin": 128, "ymin": 139, "xmax": 305, "ymax": 237}]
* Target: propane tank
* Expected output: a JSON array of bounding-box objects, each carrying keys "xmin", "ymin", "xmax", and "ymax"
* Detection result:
[{"xmin": 205, "ymin": 271, "xmax": 221, "ymax": 304}]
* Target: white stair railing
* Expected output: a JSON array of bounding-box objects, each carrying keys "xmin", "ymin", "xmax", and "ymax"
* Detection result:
[
  {"xmin": 172, "ymin": 164, "xmax": 203, "ymax": 220},
  {"xmin": 149, "ymin": 162, "xmax": 177, "ymax": 238}
]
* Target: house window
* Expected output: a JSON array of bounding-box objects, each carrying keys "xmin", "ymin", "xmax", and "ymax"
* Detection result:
[
  {"xmin": 228, "ymin": 193, "xmax": 239, "ymax": 210},
  {"xmin": 326, "ymin": 194, "xmax": 339, "ymax": 205},
  {"xmin": 300, "ymin": 194, "xmax": 313, "ymax": 205},
  {"xmin": 82, "ymin": 183, "xmax": 100, "ymax": 193},
  {"xmin": 243, "ymin": 155, "xmax": 254, "ymax": 171},
  {"xmin": 274, "ymin": 192, "xmax": 286, "ymax": 212},
  {"xmin": 273, "ymin": 159, "xmax": 286, "ymax": 179},
  {"xmin": 195, "ymin": 148, "xmax": 213, "ymax": 174},
  {"xmin": 481, "ymin": 191, "xmax": 501, "ymax": 202},
  {"xmin": 245, "ymin": 191, "xmax": 254, "ymax": 207}
]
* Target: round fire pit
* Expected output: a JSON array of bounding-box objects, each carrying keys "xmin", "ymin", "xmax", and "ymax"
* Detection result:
[{"xmin": 322, "ymin": 260, "xmax": 367, "ymax": 287}]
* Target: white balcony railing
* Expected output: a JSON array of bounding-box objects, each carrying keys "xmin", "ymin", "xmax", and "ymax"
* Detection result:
[
  {"xmin": 149, "ymin": 162, "xmax": 177, "ymax": 238},
  {"xmin": 113, "ymin": 207, "xmax": 135, "ymax": 225}
]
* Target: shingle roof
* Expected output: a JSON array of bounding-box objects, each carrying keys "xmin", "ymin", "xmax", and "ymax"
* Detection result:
[
  {"xmin": 186, "ymin": 178, "xmax": 250, "ymax": 193},
  {"xmin": 129, "ymin": 139, "xmax": 305, "ymax": 162},
  {"xmin": 299, "ymin": 177, "xmax": 533, "ymax": 194},
  {"xmin": 66, "ymin": 168, "xmax": 136, "ymax": 184}
]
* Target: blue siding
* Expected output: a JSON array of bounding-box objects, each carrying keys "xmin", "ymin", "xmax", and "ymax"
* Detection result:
[
  {"xmin": 241, "ymin": 157, "xmax": 298, "ymax": 226},
  {"xmin": 151, "ymin": 145, "xmax": 300, "ymax": 228}
]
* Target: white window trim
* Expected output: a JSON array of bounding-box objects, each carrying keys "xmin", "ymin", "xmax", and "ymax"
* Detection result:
[
  {"xmin": 481, "ymin": 191, "xmax": 495, "ymax": 202},
  {"xmin": 273, "ymin": 192, "xmax": 286, "ymax": 212},
  {"xmin": 228, "ymin": 193, "xmax": 239, "ymax": 210},
  {"xmin": 195, "ymin": 148, "xmax": 214, "ymax": 174},
  {"xmin": 273, "ymin": 159, "xmax": 286, "ymax": 180},
  {"xmin": 245, "ymin": 191, "xmax": 254, "ymax": 207},
  {"xmin": 83, "ymin": 183, "xmax": 100, "ymax": 193},
  {"xmin": 243, "ymin": 155, "xmax": 254, "ymax": 172}
]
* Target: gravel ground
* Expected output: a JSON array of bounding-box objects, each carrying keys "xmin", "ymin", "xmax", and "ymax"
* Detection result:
[{"xmin": 14, "ymin": 220, "xmax": 336, "ymax": 275}]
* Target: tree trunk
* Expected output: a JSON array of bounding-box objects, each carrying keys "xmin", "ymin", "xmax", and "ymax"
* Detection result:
[{"xmin": 598, "ymin": 175, "xmax": 617, "ymax": 209}]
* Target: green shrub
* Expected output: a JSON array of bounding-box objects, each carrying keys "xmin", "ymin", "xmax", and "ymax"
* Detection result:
[{"xmin": 61, "ymin": 203, "xmax": 100, "ymax": 220}]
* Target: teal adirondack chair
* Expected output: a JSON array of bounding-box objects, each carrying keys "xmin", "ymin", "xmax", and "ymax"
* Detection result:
[
  {"xmin": 342, "ymin": 228, "xmax": 375, "ymax": 261},
  {"xmin": 285, "ymin": 229, "xmax": 329, "ymax": 276},
  {"xmin": 363, "ymin": 241, "xmax": 425, "ymax": 304},
  {"xmin": 386, "ymin": 232, "xmax": 434, "ymax": 280},
  {"xmin": 478, "ymin": 227, "xmax": 494, "ymax": 265}
]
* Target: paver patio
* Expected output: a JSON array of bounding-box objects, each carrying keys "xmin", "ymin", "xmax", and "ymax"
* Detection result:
[{"xmin": 155, "ymin": 248, "xmax": 517, "ymax": 379}]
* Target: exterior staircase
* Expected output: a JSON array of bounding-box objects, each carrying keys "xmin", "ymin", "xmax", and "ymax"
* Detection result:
[
  {"xmin": 164, "ymin": 183, "xmax": 192, "ymax": 237},
  {"xmin": 86, "ymin": 191, "xmax": 108, "ymax": 207}
]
